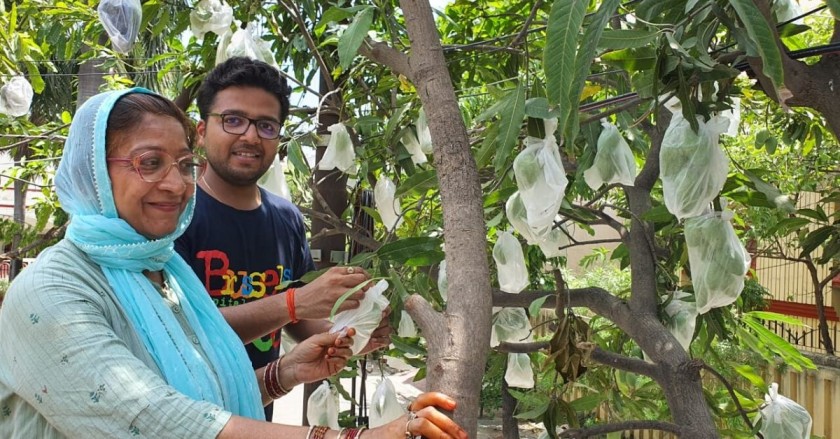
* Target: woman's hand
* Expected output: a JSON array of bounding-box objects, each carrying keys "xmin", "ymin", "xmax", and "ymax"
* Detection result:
[
  {"xmin": 358, "ymin": 307, "xmax": 393, "ymax": 355},
  {"xmin": 279, "ymin": 328, "xmax": 356, "ymax": 387},
  {"xmin": 294, "ymin": 266, "xmax": 372, "ymax": 320},
  {"xmin": 372, "ymin": 392, "xmax": 468, "ymax": 439}
]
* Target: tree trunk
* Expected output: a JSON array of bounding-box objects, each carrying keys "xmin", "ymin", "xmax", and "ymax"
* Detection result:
[
  {"xmin": 501, "ymin": 378, "xmax": 520, "ymax": 439},
  {"xmin": 399, "ymin": 1, "xmax": 493, "ymax": 437},
  {"xmin": 75, "ymin": 34, "xmax": 109, "ymax": 107},
  {"xmin": 9, "ymin": 145, "xmax": 26, "ymax": 280},
  {"xmin": 806, "ymin": 261, "xmax": 834, "ymax": 355},
  {"xmin": 302, "ymin": 74, "xmax": 348, "ymax": 424}
]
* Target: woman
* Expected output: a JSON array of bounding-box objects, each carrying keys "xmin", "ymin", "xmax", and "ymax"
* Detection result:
[{"xmin": 0, "ymin": 88, "xmax": 466, "ymax": 439}]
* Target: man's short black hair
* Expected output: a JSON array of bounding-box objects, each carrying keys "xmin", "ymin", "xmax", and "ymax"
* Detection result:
[{"xmin": 196, "ymin": 57, "xmax": 292, "ymax": 125}]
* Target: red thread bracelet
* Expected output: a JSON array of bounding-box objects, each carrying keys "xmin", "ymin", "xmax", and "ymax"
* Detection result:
[{"xmin": 286, "ymin": 288, "xmax": 299, "ymax": 323}]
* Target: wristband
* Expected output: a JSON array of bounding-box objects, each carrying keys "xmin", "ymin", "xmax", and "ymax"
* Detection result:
[{"xmin": 286, "ymin": 288, "xmax": 299, "ymax": 323}]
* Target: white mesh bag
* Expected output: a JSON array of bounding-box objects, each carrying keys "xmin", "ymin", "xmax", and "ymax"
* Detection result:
[
  {"xmin": 684, "ymin": 210, "xmax": 750, "ymax": 314},
  {"xmin": 493, "ymin": 230, "xmax": 529, "ymax": 294},
  {"xmin": 330, "ymin": 279, "xmax": 390, "ymax": 355},
  {"xmin": 369, "ymin": 378, "xmax": 405, "ymax": 427},
  {"xmin": 505, "ymin": 353, "xmax": 535, "ymax": 389},
  {"xmin": 97, "ymin": 0, "xmax": 142, "ymax": 53},
  {"xmin": 0, "ymin": 76, "xmax": 34, "ymax": 117},
  {"xmin": 306, "ymin": 381, "xmax": 340, "ymax": 429},
  {"xmin": 189, "ymin": 0, "xmax": 233, "ymax": 42},
  {"xmin": 490, "ymin": 307, "xmax": 532, "ymax": 347},
  {"xmin": 759, "ymin": 383, "xmax": 812, "ymax": 439},
  {"xmin": 659, "ymin": 102, "xmax": 730, "ymax": 220},
  {"xmin": 513, "ymin": 118, "xmax": 568, "ymax": 229},
  {"xmin": 583, "ymin": 120, "xmax": 636, "ymax": 189}
]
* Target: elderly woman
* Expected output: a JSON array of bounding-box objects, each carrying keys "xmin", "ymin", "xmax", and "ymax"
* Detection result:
[{"xmin": 0, "ymin": 88, "xmax": 466, "ymax": 439}]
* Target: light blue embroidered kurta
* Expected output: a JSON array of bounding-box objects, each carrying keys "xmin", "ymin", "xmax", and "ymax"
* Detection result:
[{"xmin": 0, "ymin": 240, "xmax": 232, "ymax": 438}]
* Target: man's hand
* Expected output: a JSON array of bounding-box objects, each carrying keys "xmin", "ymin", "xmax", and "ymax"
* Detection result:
[
  {"xmin": 294, "ymin": 266, "xmax": 371, "ymax": 321},
  {"xmin": 358, "ymin": 307, "xmax": 393, "ymax": 355},
  {"xmin": 279, "ymin": 328, "xmax": 356, "ymax": 387}
]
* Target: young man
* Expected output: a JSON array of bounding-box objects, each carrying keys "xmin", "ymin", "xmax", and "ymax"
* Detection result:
[{"xmin": 175, "ymin": 57, "xmax": 390, "ymax": 420}]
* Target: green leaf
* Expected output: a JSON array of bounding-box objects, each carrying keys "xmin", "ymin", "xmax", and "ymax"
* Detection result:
[
  {"xmin": 330, "ymin": 278, "xmax": 375, "ymax": 318},
  {"xmin": 394, "ymin": 169, "xmax": 437, "ymax": 197},
  {"xmin": 797, "ymin": 207, "xmax": 828, "ymax": 222},
  {"xmin": 728, "ymin": 0, "xmax": 785, "ymax": 93},
  {"xmin": 388, "ymin": 267, "xmax": 410, "ymax": 299},
  {"xmin": 338, "ymin": 7, "xmax": 375, "ymax": 71},
  {"xmin": 286, "ymin": 138, "xmax": 310, "ymax": 175},
  {"xmin": 384, "ymin": 103, "xmax": 410, "ymax": 145},
  {"xmin": 743, "ymin": 169, "xmax": 794, "ymax": 212},
  {"xmin": 514, "ymin": 403, "xmax": 549, "ymax": 420},
  {"xmin": 825, "ymin": 0, "xmax": 840, "ymax": 20},
  {"xmin": 493, "ymin": 83, "xmax": 527, "ymax": 171},
  {"xmin": 733, "ymin": 364, "xmax": 767, "ymax": 388},
  {"xmin": 754, "ymin": 129, "xmax": 770, "ymax": 148},
  {"xmin": 529, "ymin": 295, "xmax": 550, "ymax": 317},
  {"xmin": 474, "ymin": 122, "xmax": 499, "ymax": 168},
  {"xmin": 641, "ymin": 204, "xmax": 675, "ymax": 224},
  {"xmin": 544, "ymin": 0, "xmax": 587, "ymax": 114},
  {"xmin": 768, "ymin": 217, "xmax": 811, "ymax": 235},
  {"xmin": 600, "ymin": 47, "xmax": 658, "ymax": 72},
  {"xmin": 800, "ymin": 226, "xmax": 836, "ymax": 256},
  {"xmin": 524, "ymin": 97, "xmax": 560, "ymax": 119},
  {"xmin": 299, "ymin": 267, "xmax": 330, "ymax": 283},
  {"xmin": 746, "ymin": 311, "xmax": 808, "ymax": 327},
  {"xmin": 390, "ymin": 335, "xmax": 427, "ymax": 356},
  {"xmin": 377, "ymin": 236, "xmax": 444, "ymax": 266},
  {"xmin": 564, "ymin": 0, "xmax": 621, "ymax": 141},
  {"xmin": 349, "ymin": 251, "xmax": 375, "ymax": 266},
  {"xmin": 569, "ymin": 392, "xmax": 606, "ymax": 411},
  {"xmin": 598, "ymin": 29, "xmax": 659, "ymax": 50},
  {"xmin": 742, "ymin": 315, "xmax": 815, "ymax": 371},
  {"xmin": 315, "ymin": 6, "xmax": 360, "ymax": 35}
]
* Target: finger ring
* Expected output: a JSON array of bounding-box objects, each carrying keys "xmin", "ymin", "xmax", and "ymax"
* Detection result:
[
  {"xmin": 404, "ymin": 411, "xmax": 418, "ymax": 438},
  {"xmin": 346, "ymin": 267, "xmax": 355, "ymax": 274}
]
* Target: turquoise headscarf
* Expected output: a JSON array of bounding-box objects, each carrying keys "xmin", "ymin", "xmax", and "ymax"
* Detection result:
[{"xmin": 55, "ymin": 88, "xmax": 264, "ymax": 420}]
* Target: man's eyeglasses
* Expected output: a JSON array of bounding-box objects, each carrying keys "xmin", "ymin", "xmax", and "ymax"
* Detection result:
[
  {"xmin": 207, "ymin": 113, "xmax": 282, "ymax": 140},
  {"xmin": 106, "ymin": 151, "xmax": 207, "ymax": 183}
]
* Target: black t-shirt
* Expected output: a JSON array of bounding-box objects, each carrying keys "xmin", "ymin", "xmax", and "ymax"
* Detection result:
[{"xmin": 175, "ymin": 186, "xmax": 316, "ymax": 419}]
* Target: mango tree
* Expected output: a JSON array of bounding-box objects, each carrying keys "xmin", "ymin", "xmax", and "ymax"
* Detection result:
[{"xmin": 2, "ymin": 1, "xmax": 840, "ymax": 438}]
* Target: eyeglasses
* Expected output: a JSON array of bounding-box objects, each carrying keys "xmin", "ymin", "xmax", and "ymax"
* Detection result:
[
  {"xmin": 106, "ymin": 150, "xmax": 207, "ymax": 183},
  {"xmin": 207, "ymin": 112, "xmax": 282, "ymax": 140}
]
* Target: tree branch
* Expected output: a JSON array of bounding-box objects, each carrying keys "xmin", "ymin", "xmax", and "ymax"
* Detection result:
[
  {"xmin": 359, "ymin": 39, "xmax": 413, "ymax": 81},
  {"xmin": 276, "ymin": 0, "xmax": 335, "ymax": 93},
  {"xmin": 590, "ymin": 347, "xmax": 659, "ymax": 377},
  {"xmin": 298, "ymin": 206, "xmax": 381, "ymax": 251},
  {"xmin": 510, "ymin": 0, "xmax": 544, "ymax": 48},
  {"xmin": 405, "ymin": 293, "xmax": 445, "ymax": 346},
  {"xmin": 635, "ymin": 106, "xmax": 669, "ymax": 191},
  {"xmin": 559, "ymin": 420, "xmax": 682, "ymax": 438},
  {"xmin": 496, "ymin": 341, "xmax": 548, "ymax": 354},
  {"xmin": 701, "ymin": 363, "xmax": 762, "ymax": 437},
  {"xmin": 0, "ymin": 224, "xmax": 67, "ymax": 259}
]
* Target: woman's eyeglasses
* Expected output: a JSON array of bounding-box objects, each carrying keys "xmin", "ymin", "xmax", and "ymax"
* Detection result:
[
  {"xmin": 106, "ymin": 151, "xmax": 207, "ymax": 183},
  {"xmin": 207, "ymin": 112, "xmax": 282, "ymax": 140}
]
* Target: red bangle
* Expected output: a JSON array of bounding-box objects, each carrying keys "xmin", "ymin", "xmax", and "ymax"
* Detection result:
[{"xmin": 286, "ymin": 288, "xmax": 298, "ymax": 323}]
